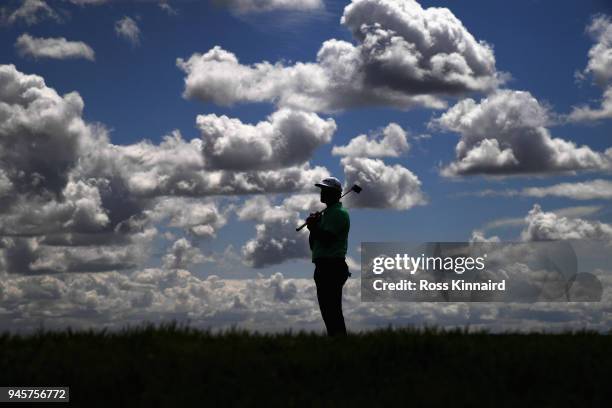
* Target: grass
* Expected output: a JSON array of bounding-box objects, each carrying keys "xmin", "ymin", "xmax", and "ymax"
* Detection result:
[{"xmin": 1, "ymin": 321, "xmax": 611, "ymax": 407}]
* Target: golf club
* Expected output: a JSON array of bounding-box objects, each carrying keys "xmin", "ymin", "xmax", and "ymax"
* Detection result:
[{"xmin": 296, "ymin": 184, "xmax": 362, "ymax": 231}]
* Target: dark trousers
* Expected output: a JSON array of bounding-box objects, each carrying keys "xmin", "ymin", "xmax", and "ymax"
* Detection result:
[{"xmin": 313, "ymin": 258, "xmax": 351, "ymax": 337}]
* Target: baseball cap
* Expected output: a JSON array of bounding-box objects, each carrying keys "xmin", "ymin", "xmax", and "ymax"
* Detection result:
[{"xmin": 315, "ymin": 177, "xmax": 342, "ymax": 192}]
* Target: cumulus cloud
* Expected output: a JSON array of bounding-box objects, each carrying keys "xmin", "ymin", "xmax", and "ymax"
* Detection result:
[
  {"xmin": 0, "ymin": 65, "xmax": 157, "ymax": 274},
  {"xmin": 177, "ymin": 0, "xmax": 504, "ymax": 113},
  {"xmin": 332, "ymin": 123, "xmax": 409, "ymax": 157},
  {"xmin": 582, "ymin": 15, "xmax": 612, "ymax": 86},
  {"xmin": 0, "ymin": 180, "xmax": 110, "ymax": 236},
  {"xmin": 146, "ymin": 198, "xmax": 228, "ymax": 238},
  {"xmin": 197, "ymin": 109, "xmax": 336, "ymax": 170},
  {"xmin": 475, "ymin": 203, "xmax": 612, "ymax": 243},
  {"xmin": 1, "ymin": 267, "xmax": 612, "ymax": 334},
  {"xmin": 569, "ymin": 88, "xmax": 612, "ymax": 122},
  {"xmin": 469, "ymin": 230, "xmax": 500, "ymax": 243},
  {"xmin": 473, "ymin": 206, "xmax": 604, "ymax": 240},
  {"xmin": 341, "ymin": 0, "xmax": 502, "ymax": 92},
  {"xmin": 0, "ymin": 64, "xmax": 91, "ymax": 196},
  {"xmin": 212, "ymin": 0, "xmax": 323, "ymax": 14},
  {"xmin": 74, "ymin": 128, "xmax": 330, "ymax": 198},
  {"xmin": 341, "ymin": 157, "xmax": 426, "ymax": 210},
  {"xmin": 569, "ymin": 15, "xmax": 612, "ymax": 122},
  {"xmin": 237, "ymin": 195, "xmax": 322, "ymax": 268},
  {"xmin": 0, "ymin": 170, "xmax": 12, "ymax": 196},
  {"xmin": 15, "ymin": 33, "xmax": 95, "ymax": 61},
  {"xmin": 0, "ymin": 64, "xmax": 334, "ymax": 274},
  {"xmin": 234, "ymin": 192, "xmax": 322, "ymax": 268},
  {"xmin": 0, "ymin": 268, "xmax": 323, "ymax": 333},
  {"xmin": 2, "ymin": 227, "xmax": 157, "ymax": 275},
  {"xmin": 115, "ymin": 16, "xmax": 141, "ymax": 46},
  {"xmin": 431, "ymin": 90, "xmax": 612, "ymax": 176},
  {"xmin": 1, "ymin": 0, "xmax": 59, "ymax": 26},
  {"xmin": 162, "ymin": 238, "xmax": 209, "ymax": 269},
  {"xmin": 281, "ymin": 193, "xmax": 323, "ymax": 213},
  {"xmin": 521, "ymin": 204, "xmax": 612, "ymax": 242}
]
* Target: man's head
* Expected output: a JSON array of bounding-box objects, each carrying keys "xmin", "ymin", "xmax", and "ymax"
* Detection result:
[{"xmin": 315, "ymin": 177, "xmax": 342, "ymax": 205}]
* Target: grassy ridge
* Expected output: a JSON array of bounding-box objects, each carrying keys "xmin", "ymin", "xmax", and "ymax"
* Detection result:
[{"xmin": 1, "ymin": 322, "xmax": 611, "ymax": 407}]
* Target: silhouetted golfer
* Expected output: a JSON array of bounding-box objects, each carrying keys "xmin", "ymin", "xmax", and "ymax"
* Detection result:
[{"xmin": 306, "ymin": 177, "xmax": 351, "ymax": 337}]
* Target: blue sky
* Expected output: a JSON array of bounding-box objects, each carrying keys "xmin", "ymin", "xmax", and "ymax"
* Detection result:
[{"xmin": 1, "ymin": 0, "xmax": 612, "ymax": 332}]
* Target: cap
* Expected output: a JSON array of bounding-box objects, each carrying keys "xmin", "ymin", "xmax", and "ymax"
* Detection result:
[{"xmin": 315, "ymin": 177, "xmax": 342, "ymax": 192}]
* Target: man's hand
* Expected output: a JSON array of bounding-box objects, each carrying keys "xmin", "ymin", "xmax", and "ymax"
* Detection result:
[
  {"xmin": 306, "ymin": 211, "xmax": 322, "ymax": 230},
  {"xmin": 307, "ymin": 211, "xmax": 336, "ymax": 243}
]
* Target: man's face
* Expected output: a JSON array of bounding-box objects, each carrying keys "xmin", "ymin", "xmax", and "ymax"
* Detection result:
[{"xmin": 320, "ymin": 187, "xmax": 337, "ymax": 204}]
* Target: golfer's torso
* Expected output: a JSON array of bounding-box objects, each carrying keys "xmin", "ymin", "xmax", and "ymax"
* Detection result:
[{"xmin": 312, "ymin": 203, "xmax": 349, "ymax": 261}]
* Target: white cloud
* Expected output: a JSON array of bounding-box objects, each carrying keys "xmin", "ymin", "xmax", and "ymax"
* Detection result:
[
  {"xmin": 177, "ymin": 0, "xmax": 504, "ymax": 113},
  {"xmin": 159, "ymin": 0, "xmax": 178, "ymax": 15},
  {"xmin": 281, "ymin": 193, "xmax": 323, "ymax": 213},
  {"xmin": 1, "ymin": 0, "xmax": 59, "ymax": 26},
  {"xmin": 0, "ymin": 170, "xmax": 12, "ymax": 196},
  {"xmin": 2, "ymin": 227, "xmax": 157, "ymax": 274},
  {"xmin": 235, "ymin": 193, "xmax": 324, "ymax": 269},
  {"xmin": 473, "ymin": 179, "xmax": 612, "ymax": 200},
  {"xmin": 146, "ymin": 198, "xmax": 228, "ymax": 238},
  {"xmin": 569, "ymin": 15, "xmax": 612, "ymax": 122},
  {"xmin": 238, "ymin": 196, "xmax": 312, "ymax": 268},
  {"xmin": 521, "ymin": 204, "xmax": 612, "ymax": 242},
  {"xmin": 521, "ymin": 179, "xmax": 612, "ymax": 200},
  {"xmin": 0, "ymin": 64, "xmax": 91, "ymax": 196},
  {"xmin": 582, "ymin": 15, "xmax": 612, "ymax": 86},
  {"xmin": 0, "ymin": 64, "xmax": 158, "ymax": 274},
  {"xmin": 16, "ymin": 33, "xmax": 95, "ymax": 61},
  {"xmin": 553, "ymin": 205, "xmax": 604, "ymax": 219},
  {"xmin": 162, "ymin": 238, "xmax": 209, "ymax": 269},
  {"xmin": 1, "ymin": 267, "xmax": 611, "ymax": 334},
  {"xmin": 197, "ymin": 108, "xmax": 336, "ymax": 170},
  {"xmin": 212, "ymin": 0, "xmax": 323, "ymax": 14},
  {"xmin": 115, "ymin": 16, "xmax": 141, "ymax": 46},
  {"xmin": 74, "ymin": 128, "xmax": 330, "ymax": 198},
  {"xmin": 0, "ymin": 64, "xmax": 335, "ymax": 274},
  {"xmin": 0, "ymin": 180, "xmax": 110, "ymax": 236},
  {"xmin": 569, "ymin": 86, "xmax": 612, "ymax": 122},
  {"xmin": 469, "ymin": 230, "xmax": 500, "ymax": 243},
  {"xmin": 341, "ymin": 157, "xmax": 426, "ymax": 210},
  {"xmin": 332, "ymin": 123, "xmax": 409, "ymax": 157},
  {"xmin": 475, "ymin": 205, "xmax": 603, "ymax": 236},
  {"xmin": 340, "ymin": 0, "xmax": 502, "ymax": 91},
  {"xmin": 68, "ymin": 0, "xmax": 108, "ymax": 5},
  {"xmin": 432, "ymin": 90, "xmax": 612, "ymax": 176}
]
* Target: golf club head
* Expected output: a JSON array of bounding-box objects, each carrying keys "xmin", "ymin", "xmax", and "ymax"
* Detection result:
[{"xmin": 351, "ymin": 184, "xmax": 362, "ymax": 194}]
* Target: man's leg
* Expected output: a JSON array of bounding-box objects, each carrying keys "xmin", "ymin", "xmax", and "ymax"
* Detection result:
[
  {"xmin": 314, "ymin": 262, "xmax": 349, "ymax": 336},
  {"xmin": 327, "ymin": 269, "xmax": 348, "ymax": 336},
  {"xmin": 314, "ymin": 266, "xmax": 334, "ymax": 335}
]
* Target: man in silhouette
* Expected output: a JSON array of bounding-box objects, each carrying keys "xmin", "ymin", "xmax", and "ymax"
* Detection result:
[{"xmin": 306, "ymin": 177, "xmax": 351, "ymax": 337}]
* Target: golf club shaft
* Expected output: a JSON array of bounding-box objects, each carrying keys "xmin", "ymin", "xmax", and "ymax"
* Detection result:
[{"xmin": 295, "ymin": 190, "xmax": 353, "ymax": 231}]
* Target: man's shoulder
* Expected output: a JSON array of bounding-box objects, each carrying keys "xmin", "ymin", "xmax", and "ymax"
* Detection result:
[
  {"xmin": 335, "ymin": 205, "xmax": 350, "ymax": 224},
  {"xmin": 329, "ymin": 203, "xmax": 349, "ymax": 216}
]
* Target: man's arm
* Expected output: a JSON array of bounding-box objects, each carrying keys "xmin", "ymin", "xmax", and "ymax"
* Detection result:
[
  {"xmin": 308, "ymin": 222, "xmax": 338, "ymax": 244},
  {"xmin": 306, "ymin": 212, "xmax": 338, "ymax": 244}
]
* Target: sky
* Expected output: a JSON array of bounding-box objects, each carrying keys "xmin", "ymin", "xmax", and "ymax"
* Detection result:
[{"xmin": 1, "ymin": 0, "xmax": 612, "ymax": 334}]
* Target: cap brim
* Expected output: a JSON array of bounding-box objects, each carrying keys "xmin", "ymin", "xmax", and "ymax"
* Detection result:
[{"xmin": 315, "ymin": 183, "xmax": 341, "ymax": 191}]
